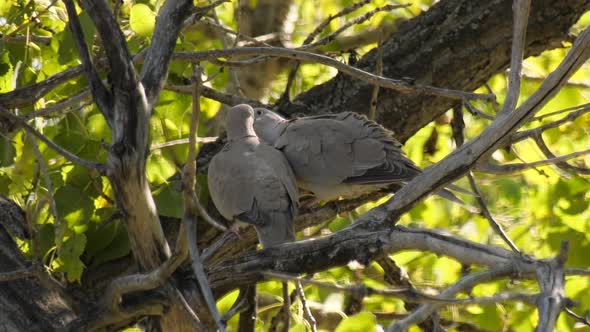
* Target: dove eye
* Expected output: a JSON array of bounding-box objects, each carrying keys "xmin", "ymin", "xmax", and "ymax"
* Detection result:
[{"xmin": 255, "ymin": 109, "xmax": 263, "ymax": 116}]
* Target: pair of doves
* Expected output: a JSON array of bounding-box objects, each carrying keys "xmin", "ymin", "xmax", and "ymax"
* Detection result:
[{"xmin": 208, "ymin": 104, "xmax": 470, "ymax": 248}]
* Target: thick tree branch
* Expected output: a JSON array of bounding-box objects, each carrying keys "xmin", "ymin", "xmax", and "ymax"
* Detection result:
[
  {"xmin": 207, "ymin": 225, "xmax": 538, "ymax": 297},
  {"xmin": 534, "ymin": 242, "xmax": 569, "ymax": 332},
  {"xmin": 365, "ymin": 23, "xmax": 590, "ymax": 223},
  {"xmin": 64, "ymin": 0, "xmax": 113, "ymax": 122},
  {"xmin": 140, "ymin": 0, "xmax": 196, "ymax": 105},
  {"xmin": 291, "ymin": 0, "xmax": 590, "ymax": 141}
]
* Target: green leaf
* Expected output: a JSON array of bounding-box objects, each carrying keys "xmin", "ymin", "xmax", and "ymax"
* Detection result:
[
  {"xmin": 54, "ymin": 184, "xmax": 94, "ymax": 230},
  {"xmin": 86, "ymin": 113, "xmax": 111, "ymax": 142},
  {"xmin": 328, "ymin": 216, "xmax": 350, "ymax": 232},
  {"xmin": 0, "ymin": 45, "xmax": 13, "ymax": 93},
  {"xmin": 335, "ymin": 312, "xmax": 376, "ymax": 332},
  {"xmin": 130, "ymin": 4, "xmax": 156, "ymax": 38},
  {"xmin": 153, "ymin": 181, "xmax": 183, "ymax": 218},
  {"xmin": 53, "ymin": 11, "xmax": 96, "ymax": 65},
  {"xmin": 0, "ymin": 136, "xmax": 16, "ymax": 167},
  {"xmin": 57, "ymin": 233, "xmax": 87, "ymax": 282},
  {"xmin": 89, "ymin": 220, "xmax": 130, "ymax": 266}
]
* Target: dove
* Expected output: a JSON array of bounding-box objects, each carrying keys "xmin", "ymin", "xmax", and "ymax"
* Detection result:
[
  {"xmin": 207, "ymin": 104, "xmax": 299, "ymax": 248},
  {"xmin": 252, "ymin": 108, "xmax": 470, "ymax": 203}
]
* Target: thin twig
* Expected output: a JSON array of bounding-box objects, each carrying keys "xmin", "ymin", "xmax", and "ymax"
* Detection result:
[
  {"xmin": 467, "ymin": 172, "xmax": 520, "ymax": 253},
  {"xmin": 182, "ymin": 67, "xmax": 225, "ymax": 332},
  {"xmin": 2, "ymin": 0, "xmax": 59, "ymax": 38},
  {"xmin": 0, "ymin": 264, "xmax": 40, "ymax": 282},
  {"xmin": 532, "ymin": 134, "xmax": 590, "ymax": 174},
  {"xmin": 27, "ymin": 134, "xmax": 60, "ymax": 246},
  {"xmin": 296, "ymin": 280, "xmax": 317, "ymax": 332},
  {"xmin": 207, "ymin": 0, "xmax": 242, "ymax": 95},
  {"xmin": 463, "ymin": 100, "xmax": 495, "ymax": 120},
  {"xmin": 173, "ymin": 47, "xmax": 496, "ymax": 101},
  {"xmin": 499, "ymin": 0, "xmax": 531, "ymax": 115},
  {"xmin": 281, "ymin": 281, "xmax": 290, "ymax": 332},
  {"xmin": 0, "ymin": 108, "xmax": 106, "ymax": 173},
  {"xmin": 511, "ymin": 103, "xmax": 590, "ymax": 143},
  {"xmin": 301, "ymin": 4, "xmax": 410, "ymax": 50},
  {"xmin": 564, "ymin": 307, "xmax": 590, "ymax": 326},
  {"xmin": 150, "ymin": 137, "xmax": 218, "ymax": 151},
  {"xmin": 25, "ymin": 91, "xmax": 92, "ymax": 119},
  {"xmin": 263, "ymin": 270, "xmax": 541, "ymax": 307},
  {"xmin": 165, "ymin": 84, "xmax": 266, "ymax": 108},
  {"xmin": 278, "ymin": 0, "xmax": 377, "ymax": 104},
  {"xmin": 197, "ymin": 17, "xmax": 274, "ymax": 47},
  {"xmin": 368, "ymin": 31, "xmax": 384, "ymax": 120},
  {"xmin": 476, "ymin": 148, "xmax": 590, "ymax": 174},
  {"xmin": 305, "ymin": 0, "xmax": 372, "ymax": 44},
  {"xmin": 387, "ymin": 266, "xmax": 514, "ymax": 332}
]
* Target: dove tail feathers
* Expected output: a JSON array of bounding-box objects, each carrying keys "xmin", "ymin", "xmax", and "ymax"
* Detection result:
[{"xmin": 254, "ymin": 211, "xmax": 296, "ymax": 249}]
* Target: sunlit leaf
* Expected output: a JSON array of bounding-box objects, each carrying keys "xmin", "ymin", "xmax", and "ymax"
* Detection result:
[
  {"xmin": 130, "ymin": 4, "xmax": 156, "ymax": 38},
  {"xmin": 335, "ymin": 312, "xmax": 376, "ymax": 332}
]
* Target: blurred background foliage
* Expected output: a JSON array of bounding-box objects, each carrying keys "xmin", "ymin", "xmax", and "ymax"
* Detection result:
[{"xmin": 1, "ymin": 0, "xmax": 589, "ymax": 331}]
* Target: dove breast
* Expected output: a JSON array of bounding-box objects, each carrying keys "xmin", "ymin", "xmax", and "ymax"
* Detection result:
[{"xmin": 208, "ymin": 104, "xmax": 299, "ymax": 248}]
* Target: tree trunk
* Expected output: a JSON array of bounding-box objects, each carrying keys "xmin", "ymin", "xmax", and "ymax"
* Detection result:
[{"xmin": 290, "ymin": 0, "xmax": 589, "ymax": 141}]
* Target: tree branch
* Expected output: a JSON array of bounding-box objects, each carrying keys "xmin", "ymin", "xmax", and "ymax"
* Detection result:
[
  {"xmin": 140, "ymin": 0, "xmax": 196, "ymax": 106},
  {"xmin": 64, "ymin": 0, "xmax": 113, "ymax": 122},
  {"xmin": 0, "ymin": 108, "xmax": 106, "ymax": 172},
  {"xmin": 365, "ymin": 22, "xmax": 590, "ymax": 224},
  {"xmin": 534, "ymin": 242, "xmax": 569, "ymax": 332},
  {"xmin": 174, "ymin": 47, "xmax": 495, "ymax": 101},
  {"xmin": 291, "ymin": 0, "xmax": 590, "ymax": 141}
]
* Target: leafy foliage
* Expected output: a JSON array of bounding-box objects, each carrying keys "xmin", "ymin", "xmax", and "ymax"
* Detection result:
[{"xmin": 0, "ymin": 1, "xmax": 589, "ymax": 331}]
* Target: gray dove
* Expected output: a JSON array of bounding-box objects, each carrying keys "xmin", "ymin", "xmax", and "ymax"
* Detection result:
[
  {"xmin": 208, "ymin": 104, "xmax": 298, "ymax": 248},
  {"xmin": 253, "ymin": 108, "xmax": 470, "ymax": 203}
]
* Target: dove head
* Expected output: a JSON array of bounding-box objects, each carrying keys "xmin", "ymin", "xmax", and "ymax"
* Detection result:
[
  {"xmin": 252, "ymin": 108, "xmax": 288, "ymax": 144},
  {"xmin": 226, "ymin": 104, "xmax": 257, "ymax": 140}
]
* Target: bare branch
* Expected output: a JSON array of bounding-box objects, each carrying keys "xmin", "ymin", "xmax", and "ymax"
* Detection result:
[
  {"xmin": 173, "ymin": 47, "xmax": 496, "ymax": 101},
  {"xmin": 207, "ymin": 225, "xmax": 540, "ymax": 297},
  {"xmin": 0, "ymin": 108, "xmax": 106, "ymax": 172},
  {"xmin": 301, "ymin": 4, "xmax": 410, "ymax": 50},
  {"xmin": 535, "ymin": 241, "xmax": 568, "ymax": 332},
  {"xmin": 387, "ymin": 266, "xmax": 516, "ymax": 332},
  {"xmin": 82, "ymin": 0, "xmax": 138, "ymax": 92},
  {"xmin": 264, "ymin": 271, "xmax": 540, "ymax": 307},
  {"xmin": 24, "ymin": 90, "xmax": 92, "ymax": 119},
  {"xmin": 150, "ymin": 137, "xmax": 218, "ymax": 151},
  {"xmin": 165, "ymin": 84, "xmax": 267, "ymax": 108},
  {"xmin": 27, "ymin": 134, "xmax": 60, "ymax": 239},
  {"xmin": 182, "ymin": 67, "xmax": 225, "ymax": 331},
  {"xmin": 476, "ymin": 148, "xmax": 590, "ymax": 174},
  {"xmin": 140, "ymin": 0, "xmax": 196, "ymax": 105},
  {"xmin": 2, "ymin": 34, "xmax": 52, "ymax": 45},
  {"xmin": 64, "ymin": 0, "xmax": 113, "ymax": 121},
  {"xmin": 0, "ymin": 65, "xmax": 86, "ymax": 108},
  {"xmin": 511, "ymin": 103, "xmax": 590, "ymax": 143},
  {"xmin": 304, "ymin": 0, "xmax": 372, "ymax": 45},
  {"xmin": 0, "ymin": 265, "xmax": 40, "ymax": 282},
  {"xmin": 369, "ymin": 35, "xmax": 384, "ymax": 120},
  {"xmin": 501, "ymin": 0, "xmax": 531, "ymax": 114},
  {"xmin": 467, "ymin": 172, "xmax": 520, "ymax": 253},
  {"xmin": 369, "ymin": 23, "xmax": 590, "ymax": 223}
]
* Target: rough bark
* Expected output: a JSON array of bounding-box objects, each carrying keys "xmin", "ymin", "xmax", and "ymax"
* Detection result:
[
  {"xmin": 1, "ymin": 0, "xmax": 589, "ymax": 330},
  {"xmin": 289, "ymin": 0, "xmax": 590, "ymax": 142},
  {"xmin": 0, "ymin": 197, "xmax": 75, "ymax": 331}
]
